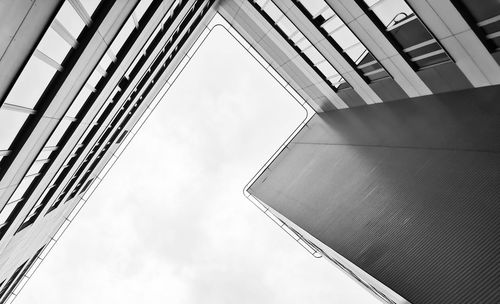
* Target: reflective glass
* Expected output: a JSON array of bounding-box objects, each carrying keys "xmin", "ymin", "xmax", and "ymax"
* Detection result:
[
  {"xmin": 303, "ymin": 46, "xmax": 324, "ymax": 64},
  {"xmin": 295, "ymin": 38, "xmax": 311, "ymax": 50},
  {"xmin": 276, "ymin": 17, "xmax": 296, "ymax": 37},
  {"xmin": 263, "ymin": 2, "xmax": 283, "ymax": 21},
  {"xmin": 26, "ymin": 160, "xmax": 47, "ymax": 176},
  {"xmin": 109, "ymin": 18, "xmax": 135, "ymax": 55},
  {"xmin": 143, "ymin": 23, "xmax": 162, "ymax": 53},
  {"xmin": 87, "ymin": 69, "xmax": 102, "ymax": 88},
  {"xmin": 0, "ymin": 202, "xmax": 17, "ymax": 226},
  {"xmin": 134, "ymin": 0, "xmax": 153, "ymax": 21},
  {"xmin": 81, "ymin": 0, "xmax": 101, "ymax": 17},
  {"xmin": 329, "ymin": 24, "xmax": 358, "ymax": 49},
  {"xmin": 321, "ymin": 15, "xmax": 344, "ymax": 34},
  {"xmin": 24, "ymin": 188, "xmax": 49, "ymax": 222},
  {"xmin": 299, "ymin": 0, "xmax": 327, "ymax": 17},
  {"xmin": 0, "ymin": 109, "xmax": 30, "ymax": 150},
  {"xmin": 46, "ymin": 119, "xmax": 72, "ymax": 147},
  {"xmin": 4, "ymin": 56, "xmax": 57, "ymax": 109},
  {"xmin": 66, "ymin": 85, "xmax": 92, "ymax": 118},
  {"xmin": 365, "ymin": 0, "xmax": 413, "ymax": 26},
  {"xmin": 36, "ymin": 27, "xmax": 72, "ymax": 64},
  {"xmin": 99, "ymin": 53, "xmax": 114, "ymax": 71},
  {"xmin": 290, "ymin": 31, "xmax": 305, "ymax": 44},
  {"xmin": 316, "ymin": 60, "xmax": 338, "ymax": 78},
  {"xmin": 9, "ymin": 174, "xmax": 37, "ymax": 203},
  {"xmin": 55, "ymin": 2, "xmax": 86, "ymax": 39},
  {"xmin": 37, "ymin": 149, "xmax": 53, "ymax": 159},
  {"xmin": 125, "ymin": 54, "xmax": 143, "ymax": 78}
]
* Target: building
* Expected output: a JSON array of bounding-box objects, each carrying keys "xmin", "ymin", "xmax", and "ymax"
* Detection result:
[{"xmin": 0, "ymin": 0, "xmax": 498, "ymax": 303}]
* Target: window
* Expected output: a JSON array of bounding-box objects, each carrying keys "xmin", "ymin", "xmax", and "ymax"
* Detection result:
[
  {"xmin": 80, "ymin": 0, "xmax": 102, "ymax": 18},
  {"xmin": 134, "ymin": 0, "xmax": 154, "ymax": 21},
  {"xmin": 297, "ymin": 0, "xmax": 390, "ymax": 81},
  {"xmin": 254, "ymin": 1, "xmax": 349, "ymax": 90},
  {"xmin": 65, "ymin": 85, "xmax": 93, "ymax": 118},
  {"xmin": 55, "ymin": 1, "xmax": 86, "ymax": 39},
  {"xmin": 3, "ymin": 56, "xmax": 57, "ymax": 109},
  {"xmin": 453, "ymin": 0, "xmax": 500, "ymax": 51},
  {"xmin": 361, "ymin": 0, "xmax": 452, "ymax": 69},
  {"xmin": 109, "ymin": 18, "xmax": 135, "ymax": 56},
  {"xmin": 0, "ymin": 109, "xmax": 29, "ymax": 150},
  {"xmin": 36, "ymin": 27, "xmax": 72, "ymax": 64},
  {"xmin": 45, "ymin": 119, "xmax": 73, "ymax": 147}
]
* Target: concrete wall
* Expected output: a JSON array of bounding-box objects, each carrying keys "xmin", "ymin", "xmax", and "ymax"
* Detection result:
[{"xmin": 249, "ymin": 85, "xmax": 500, "ymax": 304}]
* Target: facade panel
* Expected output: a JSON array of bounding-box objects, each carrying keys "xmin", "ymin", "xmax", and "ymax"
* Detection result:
[{"xmin": 250, "ymin": 85, "xmax": 500, "ymax": 303}]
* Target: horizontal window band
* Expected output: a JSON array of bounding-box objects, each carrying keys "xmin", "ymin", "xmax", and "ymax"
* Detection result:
[
  {"xmin": 477, "ymin": 14, "xmax": 500, "ymax": 27},
  {"xmin": 363, "ymin": 68, "xmax": 386, "ymax": 76},
  {"xmin": 386, "ymin": 15, "xmax": 417, "ymax": 32},
  {"xmin": 486, "ymin": 30, "xmax": 500, "ymax": 39},
  {"xmin": 410, "ymin": 49, "xmax": 446, "ymax": 62},
  {"xmin": 403, "ymin": 38, "xmax": 437, "ymax": 53},
  {"xmin": 357, "ymin": 60, "xmax": 378, "ymax": 69}
]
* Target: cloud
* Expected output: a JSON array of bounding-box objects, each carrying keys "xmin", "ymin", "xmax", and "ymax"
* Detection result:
[{"xmin": 16, "ymin": 26, "xmax": 379, "ymax": 304}]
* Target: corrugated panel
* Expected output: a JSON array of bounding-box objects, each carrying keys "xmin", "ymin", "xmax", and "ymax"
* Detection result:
[{"xmin": 250, "ymin": 85, "xmax": 500, "ymax": 304}]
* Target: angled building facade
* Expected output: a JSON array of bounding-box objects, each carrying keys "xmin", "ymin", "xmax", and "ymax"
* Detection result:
[{"xmin": 0, "ymin": 0, "xmax": 498, "ymax": 303}]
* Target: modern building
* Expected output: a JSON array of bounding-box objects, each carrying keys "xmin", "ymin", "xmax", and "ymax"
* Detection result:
[{"xmin": 0, "ymin": 0, "xmax": 498, "ymax": 303}]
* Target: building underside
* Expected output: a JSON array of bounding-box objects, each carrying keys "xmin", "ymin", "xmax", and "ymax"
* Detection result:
[{"xmin": 0, "ymin": 0, "xmax": 498, "ymax": 303}]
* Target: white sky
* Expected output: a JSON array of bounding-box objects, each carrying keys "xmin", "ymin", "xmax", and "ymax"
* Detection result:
[{"xmin": 16, "ymin": 26, "xmax": 380, "ymax": 304}]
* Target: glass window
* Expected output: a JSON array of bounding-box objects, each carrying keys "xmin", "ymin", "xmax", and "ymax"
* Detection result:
[
  {"xmin": 276, "ymin": 17, "xmax": 296, "ymax": 37},
  {"xmin": 36, "ymin": 27, "xmax": 72, "ymax": 64},
  {"xmin": 0, "ymin": 109, "xmax": 30, "ymax": 150},
  {"xmin": 87, "ymin": 69, "xmax": 102, "ymax": 88},
  {"xmin": 299, "ymin": 0, "xmax": 327, "ymax": 17},
  {"xmin": 66, "ymin": 85, "xmax": 92, "ymax": 118},
  {"xmin": 3, "ymin": 56, "xmax": 57, "ymax": 109},
  {"xmin": 25, "ymin": 160, "xmax": 47, "ymax": 176},
  {"xmin": 134, "ymin": 0, "xmax": 153, "ymax": 21},
  {"xmin": 290, "ymin": 31, "xmax": 305, "ymax": 44},
  {"xmin": 55, "ymin": 2, "xmax": 86, "ymax": 39},
  {"xmin": 109, "ymin": 18, "xmax": 135, "ymax": 55},
  {"xmin": 125, "ymin": 54, "xmax": 143, "ymax": 78},
  {"xmin": 46, "ymin": 120, "xmax": 72, "ymax": 147},
  {"xmin": 262, "ymin": 2, "xmax": 283, "ymax": 21},
  {"xmin": 37, "ymin": 149, "xmax": 53, "ymax": 159},
  {"xmin": 303, "ymin": 46, "xmax": 324, "ymax": 64},
  {"xmin": 143, "ymin": 23, "xmax": 162, "ymax": 53},
  {"xmin": 321, "ymin": 15, "xmax": 344, "ymax": 34},
  {"xmin": 366, "ymin": 0, "xmax": 413, "ymax": 27},
  {"xmin": 329, "ymin": 24, "xmax": 358, "ymax": 50},
  {"xmin": 0, "ymin": 202, "xmax": 17, "ymax": 226},
  {"xmin": 8, "ymin": 174, "xmax": 37, "ymax": 203},
  {"xmin": 81, "ymin": 0, "xmax": 101, "ymax": 18},
  {"xmin": 99, "ymin": 53, "xmax": 114, "ymax": 71},
  {"xmin": 316, "ymin": 60, "xmax": 338, "ymax": 78},
  {"xmin": 295, "ymin": 37, "xmax": 311, "ymax": 51}
]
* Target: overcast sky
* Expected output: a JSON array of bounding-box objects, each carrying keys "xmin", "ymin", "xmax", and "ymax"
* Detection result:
[{"xmin": 16, "ymin": 25, "xmax": 380, "ymax": 304}]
